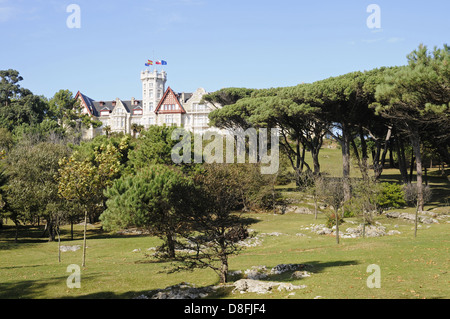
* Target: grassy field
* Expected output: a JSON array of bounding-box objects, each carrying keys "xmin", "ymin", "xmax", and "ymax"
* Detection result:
[{"xmin": 0, "ymin": 147, "xmax": 449, "ymax": 299}]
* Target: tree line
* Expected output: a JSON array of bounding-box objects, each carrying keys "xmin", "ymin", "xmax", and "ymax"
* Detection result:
[{"xmin": 204, "ymin": 44, "xmax": 449, "ymax": 213}]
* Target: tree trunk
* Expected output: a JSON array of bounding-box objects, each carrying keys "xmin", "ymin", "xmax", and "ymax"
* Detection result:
[
  {"xmin": 362, "ymin": 210, "xmax": 366, "ymax": 239},
  {"xmin": 314, "ymin": 196, "xmax": 318, "ymax": 220},
  {"xmin": 395, "ymin": 134, "xmax": 409, "ymax": 184},
  {"xmin": 166, "ymin": 233, "xmax": 176, "ymax": 258},
  {"xmin": 351, "ymin": 138, "xmax": 370, "ymax": 181},
  {"xmin": 57, "ymin": 218, "xmax": 61, "ymax": 263},
  {"xmin": 414, "ymin": 202, "xmax": 419, "ymax": 238},
  {"xmin": 359, "ymin": 125, "xmax": 369, "ymax": 181},
  {"xmin": 410, "ymin": 131, "xmax": 424, "ymax": 212},
  {"xmin": 374, "ymin": 126, "xmax": 392, "ymax": 179},
  {"xmin": 219, "ymin": 255, "xmax": 229, "ymax": 284},
  {"xmin": 311, "ymin": 147, "xmax": 321, "ymax": 175},
  {"xmin": 389, "ymin": 144, "xmax": 395, "ymax": 168},
  {"xmin": 381, "ymin": 126, "xmax": 393, "ymax": 171},
  {"xmin": 409, "ymin": 150, "xmax": 415, "ymax": 183},
  {"xmin": 341, "ymin": 126, "xmax": 351, "ymax": 201},
  {"xmin": 82, "ymin": 210, "xmax": 87, "ymax": 267},
  {"xmin": 14, "ymin": 220, "xmax": 19, "ymax": 243},
  {"xmin": 48, "ymin": 219, "xmax": 56, "ymax": 242},
  {"xmin": 335, "ymin": 209, "xmax": 340, "ymax": 244}
]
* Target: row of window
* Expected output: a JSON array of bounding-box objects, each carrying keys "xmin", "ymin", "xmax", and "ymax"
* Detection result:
[
  {"xmin": 193, "ymin": 114, "xmax": 208, "ymax": 126},
  {"xmin": 143, "ymin": 82, "xmax": 163, "ymax": 89},
  {"xmin": 192, "ymin": 103, "xmax": 208, "ymax": 112},
  {"xmin": 143, "ymin": 90, "xmax": 162, "ymax": 99},
  {"xmin": 163, "ymin": 104, "xmax": 178, "ymax": 111},
  {"xmin": 100, "ymin": 115, "xmax": 208, "ymax": 128},
  {"xmin": 102, "ymin": 118, "xmax": 125, "ymax": 128}
]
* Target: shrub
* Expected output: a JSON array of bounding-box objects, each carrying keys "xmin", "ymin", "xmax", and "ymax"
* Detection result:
[
  {"xmin": 342, "ymin": 200, "xmax": 357, "ymax": 218},
  {"xmin": 403, "ymin": 183, "xmax": 432, "ymax": 206},
  {"xmin": 326, "ymin": 211, "xmax": 344, "ymax": 228},
  {"xmin": 376, "ymin": 182, "xmax": 406, "ymax": 209}
]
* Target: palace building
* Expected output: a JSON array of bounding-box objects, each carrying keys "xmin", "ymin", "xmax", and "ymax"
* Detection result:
[{"xmin": 75, "ymin": 69, "xmax": 223, "ymax": 139}]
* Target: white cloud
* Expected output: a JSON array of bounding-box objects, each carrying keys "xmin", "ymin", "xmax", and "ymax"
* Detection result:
[
  {"xmin": 0, "ymin": 6, "xmax": 14, "ymax": 22},
  {"xmin": 362, "ymin": 38, "xmax": 385, "ymax": 44},
  {"xmin": 177, "ymin": 0, "xmax": 205, "ymax": 5},
  {"xmin": 387, "ymin": 37, "xmax": 405, "ymax": 43}
]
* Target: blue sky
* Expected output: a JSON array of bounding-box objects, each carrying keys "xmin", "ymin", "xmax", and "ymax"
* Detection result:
[{"xmin": 0, "ymin": 0, "xmax": 448, "ymax": 101}]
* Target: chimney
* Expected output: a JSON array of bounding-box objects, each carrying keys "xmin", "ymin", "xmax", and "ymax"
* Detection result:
[
  {"xmin": 131, "ymin": 97, "xmax": 135, "ymax": 106},
  {"xmin": 111, "ymin": 100, "xmax": 116, "ymax": 107},
  {"xmin": 99, "ymin": 101, "xmax": 105, "ymax": 106}
]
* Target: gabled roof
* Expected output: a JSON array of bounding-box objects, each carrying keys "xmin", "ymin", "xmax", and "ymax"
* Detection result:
[
  {"xmin": 75, "ymin": 91, "xmax": 141, "ymax": 116},
  {"xmin": 75, "ymin": 91, "xmax": 95, "ymax": 116},
  {"xmin": 155, "ymin": 86, "xmax": 186, "ymax": 114},
  {"xmin": 181, "ymin": 93, "xmax": 193, "ymax": 103}
]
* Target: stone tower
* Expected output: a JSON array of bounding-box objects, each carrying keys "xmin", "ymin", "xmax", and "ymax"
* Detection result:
[{"xmin": 140, "ymin": 69, "xmax": 167, "ymax": 118}]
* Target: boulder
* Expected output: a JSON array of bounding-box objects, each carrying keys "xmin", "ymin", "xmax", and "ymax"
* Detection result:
[
  {"xmin": 244, "ymin": 266, "xmax": 269, "ymax": 280},
  {"xmin": 232, "ymin": 279, "xmax": 307, "ymax": 294},
  {"xmin": 291, "ymin": 271, "xmax": 311, "ymax": 279},
  {"xmin": 270, "ymin": 263, "xmax": 309, "ymax": 274},
  {"xmin": 148, "ymin": 283, "xmax": 217, "ymax": 299},
  {"xmin": 59, "ymin": 245, "xmax": 81, "ymax": 252},
  {"xmin": 385, "ymin": 212, "xmax": 438, "ymax": 224}
]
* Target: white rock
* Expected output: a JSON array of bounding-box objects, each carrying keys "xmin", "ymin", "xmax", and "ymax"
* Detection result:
[
  {"xmin": 60, "ymin": 245, "xmax": 81, "ymax": 252},
  {"xmin": 291, "ymin": 271, "xmax": 311, "ymax": 279},
  {"xmin": 232, "ymin": 279, "xmax": 306, "ymax": 294}
]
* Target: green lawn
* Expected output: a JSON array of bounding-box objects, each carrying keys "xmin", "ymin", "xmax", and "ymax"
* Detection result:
[
  {"xmin": 1, "ymin": 147, "xmax": 449, "ymax": 299},
  {"xmin": 1, "ymin": 210, "xmax": 448, "ymax": 299}
]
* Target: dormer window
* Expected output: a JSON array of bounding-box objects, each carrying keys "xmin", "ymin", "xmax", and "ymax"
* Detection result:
[{"xmin": 100, "ymin": 109, "xmax": 110, "ymax": 116}]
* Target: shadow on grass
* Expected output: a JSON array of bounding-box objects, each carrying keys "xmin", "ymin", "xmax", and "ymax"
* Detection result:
[
  {"xmin": 0, "ymin": 260, "xmax": 359, "ymax": 299},
  {"xmin": 0, "ymin": 274, "xmax": 98, "ymax": 299},
  {"xmin": 0, "ymin": 223, "xmax": 153, "ymax": 251},
  {"xmin": 65, "ymin": 259, "xmax": 360, "ymax": 299},
  {"xmin": 0, "ymin": 225, "xmax": 49, "ymax": 248}
]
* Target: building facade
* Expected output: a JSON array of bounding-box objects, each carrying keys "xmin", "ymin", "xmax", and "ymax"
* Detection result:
[{"xmin": 75, "ymin": 69, "xmax": 222, "ymax": 139}]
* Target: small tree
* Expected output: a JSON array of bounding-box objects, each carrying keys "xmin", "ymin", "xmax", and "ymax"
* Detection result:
[
  {"xmin": 306, "ymin": 173, "xmax": 325, "ymax": 220},
  {"xmin": 175, "ymin": 163, "xmax": 253, "ymax": 283},
  {"xmin": 103, "ymin": 125, "xmax": 111, "ymax": 138},
  {"xmin": 58, "ymin": 144, "xmax": 122, "ymax": 266},
  {"xmin": 345, "ymin": 179, "xmax": 382, "ymax": 238},
  {"xmin": 403, "ymin": 183, "xmax": 432, "ymax": 237},
  {"xmin": 101, "ymin": 165, "xmax": 196, "ymax": 258},
  {"xmin": 2, "ymin": 139, "xmax": 70, "ymax": 242},
  {"xmin": 319, "ymin": 178, "xmax": 345, "ymax": 244}
]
